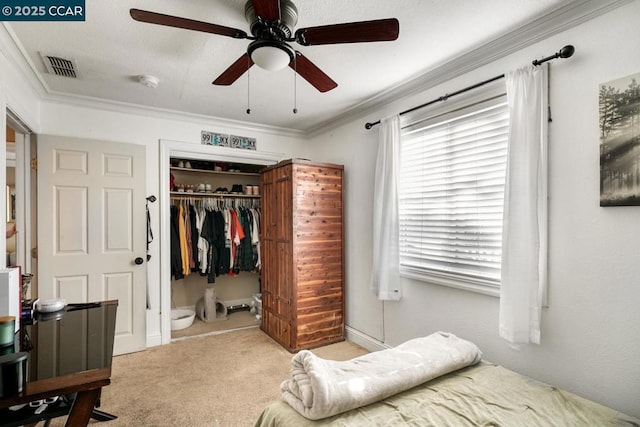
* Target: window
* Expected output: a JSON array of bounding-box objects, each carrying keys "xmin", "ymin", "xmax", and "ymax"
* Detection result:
[{"xmin": 398, "ymin": 95, "xmax": 509, "ymax": 295}]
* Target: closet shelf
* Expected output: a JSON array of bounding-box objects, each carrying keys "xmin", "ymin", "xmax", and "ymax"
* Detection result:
[
  {"xmin": 170, "ymin": 191, "xmax": 260, "ymax": 198},
  {"xmin": 170, "ymin": 166, "xmax": 260, "ymax": 177}
]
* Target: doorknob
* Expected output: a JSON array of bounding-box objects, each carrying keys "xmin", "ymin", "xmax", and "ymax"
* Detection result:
[{"xmin": 134, "ymin": 257, "xmax": 144, "ymax": 265}]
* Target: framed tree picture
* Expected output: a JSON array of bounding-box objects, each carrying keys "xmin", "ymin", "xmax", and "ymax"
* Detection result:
[{"xmin": 599, "ymin": 72, "xmax": 640, "ymax": 206}]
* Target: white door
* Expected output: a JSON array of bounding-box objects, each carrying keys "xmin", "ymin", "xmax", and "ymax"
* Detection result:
[{"xmin": 37, "ymin": 135, "xmax": 147, "ymax": 355}]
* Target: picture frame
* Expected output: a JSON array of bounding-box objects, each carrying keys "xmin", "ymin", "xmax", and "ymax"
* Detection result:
[{"xmin": 599, "ymin": 71, "xmax": 640, "ymax": 206}]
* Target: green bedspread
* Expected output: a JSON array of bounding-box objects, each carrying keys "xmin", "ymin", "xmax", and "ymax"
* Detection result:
[{"xmin": 255, "ymin": 362, "xmax": 639, "ymax": 426}]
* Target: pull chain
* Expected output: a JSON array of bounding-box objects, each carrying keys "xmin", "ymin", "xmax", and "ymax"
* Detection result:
[
  {"xmin": 246, "ymin": 55, "xmax": 251, "ymax": 114},
  {"xmin": 293, "ymin": 51, "xmax": 298, "ymax": 114}
]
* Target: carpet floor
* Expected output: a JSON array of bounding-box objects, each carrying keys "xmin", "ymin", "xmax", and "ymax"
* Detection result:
[
  {"xmin": 171, "ymin": 310, "xmax": 260, "ymax": 340},
  {"xmin": 50, "ymin": 328, "xmax": 368, "ymax": 426}
]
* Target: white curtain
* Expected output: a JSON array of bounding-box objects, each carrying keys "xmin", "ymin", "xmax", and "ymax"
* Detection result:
[
  {"xmin": 499, "ymin": 64, "xmax": 549, "ymax": 345},
  {"xmin": 370, "ymin": 115, "xmax": 402, "ymax": 301}
]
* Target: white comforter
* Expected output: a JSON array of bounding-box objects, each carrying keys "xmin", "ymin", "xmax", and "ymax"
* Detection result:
[{"xmin": 280, "ymin": 331, "xmax": 482, "ymax": 420}]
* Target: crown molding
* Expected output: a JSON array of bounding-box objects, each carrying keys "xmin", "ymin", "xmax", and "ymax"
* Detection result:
[
  {"xmin": 0, "ymin": 23, "xmax": 46, "ymax": 132},
  {"xmin": 41, "ymin": 92, "xmax": 306, "ymax": 138},
  {"xmin": 2, "ymin": 24, "xmax": 305, "ymax": 139},
  {"xmin": 0, "ymin": 24, "xmax": 47, "ymax": 99},
  {"xmin": 305, "ymin": 0, "xmax": 632, "ymax": 137}
]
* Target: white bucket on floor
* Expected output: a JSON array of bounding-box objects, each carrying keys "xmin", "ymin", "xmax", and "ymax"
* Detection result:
[{"xmin": 171, "ymin": 309, "xmax": 195, "ymax": 330}]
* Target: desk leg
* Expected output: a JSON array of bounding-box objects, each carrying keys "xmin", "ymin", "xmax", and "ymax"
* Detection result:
[{"xmin": 65, "ymin": 388, "xmax": 101, "ymax": 427}]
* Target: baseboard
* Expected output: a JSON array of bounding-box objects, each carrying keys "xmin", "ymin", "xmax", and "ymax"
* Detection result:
[{"xmin": 345, "ymin": 326, "xmax": 390, "ymax": 352}]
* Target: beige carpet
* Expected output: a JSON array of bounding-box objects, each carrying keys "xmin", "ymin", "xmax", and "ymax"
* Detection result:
[
  {"xmin": 50, "ymin": 328, "xmax": 368, "ymax": 427},
  {"xmin": 171, "ymin": 311, "xmax": 260, "ymax": 340}
]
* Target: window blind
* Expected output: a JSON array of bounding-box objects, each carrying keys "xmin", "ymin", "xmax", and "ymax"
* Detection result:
[{"xmin": 399, "ymin": 97, "xmax": 508, "ymax": 288}]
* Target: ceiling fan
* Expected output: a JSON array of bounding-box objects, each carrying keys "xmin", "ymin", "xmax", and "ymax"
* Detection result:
[{"xmin": 130, "ymin": 0, "xmax": 399, "ymax": 93}]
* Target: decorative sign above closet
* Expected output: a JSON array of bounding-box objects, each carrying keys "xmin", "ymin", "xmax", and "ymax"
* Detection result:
[{"xmin": 201, "ymin": 131, "xmax": 257, "ymax": 150}]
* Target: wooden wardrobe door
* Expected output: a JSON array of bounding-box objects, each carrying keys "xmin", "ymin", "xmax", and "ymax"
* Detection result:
[
  {"xmin": 260, "ymin": 160, "xmax": 344, "ymax": 352},
  {"xmin": 292, "ymin": 163, "xmax": 344, "ymax": 349}
]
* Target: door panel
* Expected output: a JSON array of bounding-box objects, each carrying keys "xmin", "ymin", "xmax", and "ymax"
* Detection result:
[
  {"xmin": 104, "ymin": 188, "xmax": 133, "ymax": 251},
  {"xmin": 57, "ymin": 275, "xmax": 88, "ymax": 302},
  {"xmin": 56, "ymin": 186, "xmax": 87, "ymax": 254},
  {"xmin": 105, "ymin": 271, "xmax": 134, "ymax": 340},
  {"xmin": 38, "ymin": 135, "xmax": 147, "ymax": 355}
]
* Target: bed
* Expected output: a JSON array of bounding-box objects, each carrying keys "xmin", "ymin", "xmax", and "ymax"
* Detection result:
[{"xmin": 255, "ymin": 333, "xmax": 639, "ymax": 426}]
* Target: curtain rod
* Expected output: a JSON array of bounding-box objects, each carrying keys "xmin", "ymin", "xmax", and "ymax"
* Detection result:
[{"xmin": 364, "ymin": 45, "xmax": 575, "ymax": 130}]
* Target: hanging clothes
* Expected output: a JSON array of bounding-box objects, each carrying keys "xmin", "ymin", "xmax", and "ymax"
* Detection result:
[
  {"xmin": 237, "ymin": 208, "xmax": 255, "ymax": 272},
  {"xmin": 228, "ymin": 209, "xmax": 243, "ymax": 275},
  {"xmin": 251, "ymin": 207, "xmax": 262, "ymax": 272},
  {"xmin": 170, "ymin": 196, "xmax": 261, "ymax": 281},
  {"xmin": 170, "ymin": 205, "xmax": 184, "ymax": 280},
  {"xmin": 189, "ymin": 204, "xmax": 199, "ymax": 271},
  {"xmin": 178, "ymin": 204, "xmax": 190, "ymax": 276},
  {"xmin": 215, "ymin": 209, "xmax": 229, "ymax": 276},
  {"xmin": 184, "ymin": 204, "xmax": 194, "ymax": 272},
  {"xmin": 195, "ymin": 206, "xmax": 208, "ymax": 274},
  {"xmin": 200, "ymin": 208, "xmax": 219, "ymax": 284}
]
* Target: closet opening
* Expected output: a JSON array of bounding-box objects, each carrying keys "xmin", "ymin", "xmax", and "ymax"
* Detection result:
[
  {"xmin": 169, "ymin": 158, "xmax": 263, "ymax": 340},
  {"xmin": 158, "ymin": 140, "xmax": 282, "ymax": 345}
]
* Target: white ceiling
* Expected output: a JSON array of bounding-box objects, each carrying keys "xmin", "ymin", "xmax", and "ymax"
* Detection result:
[{"xmin": 6, "ymin": 0, "xmax": 578, "ymax": 133}]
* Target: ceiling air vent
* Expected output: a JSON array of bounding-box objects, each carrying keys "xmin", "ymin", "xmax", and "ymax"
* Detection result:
[{"xmin": 40, "ymin": 53, "xmax": 79, "ymax": 78}]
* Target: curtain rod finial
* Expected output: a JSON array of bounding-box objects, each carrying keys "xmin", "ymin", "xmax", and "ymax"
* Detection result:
[
  {"xmin": 533, "ymin": 44, "xmax": 576, "ymax": 66},
  {"xmin": 365, "ymin": 120, "xmax": 380, "ymax": 130},
  {"xmin": 559, "ymin": 45, "xmax": 575, "ymax": 59}
]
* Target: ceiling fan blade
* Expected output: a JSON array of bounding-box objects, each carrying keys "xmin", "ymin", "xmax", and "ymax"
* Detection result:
[
  {"xmin": 289, "ymin": 52, "xmax": 337, "ymax": 93},
  {"xmin": 212, "ymin": 53, "xmax": 254, "ymax": 86},
  {"xmin": 295, "ymin": 18, "xmax": 399, "ymax": 46},
  {"xmin": 130, "ymin": 9, "xmax": 247, "ymax": 39},
  {"xmin": 251, "ymin": 0, "xmax": 281, "ymax": 21}
]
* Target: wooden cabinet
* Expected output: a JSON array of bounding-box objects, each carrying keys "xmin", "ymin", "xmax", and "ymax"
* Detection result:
[{"xmin": 260, "ymin": 159, "xmax": 344, "ymax": 352}]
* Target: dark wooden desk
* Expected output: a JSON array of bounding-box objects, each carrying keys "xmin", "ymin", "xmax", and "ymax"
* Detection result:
[{"xmin": 0, "ymin": 300, "xmax": 117, "ymax": 427}]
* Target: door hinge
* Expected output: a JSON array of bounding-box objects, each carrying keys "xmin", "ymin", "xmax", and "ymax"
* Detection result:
[{"xmin": 31, "ymin": 158, "xmax": 37, "ymax": 170}]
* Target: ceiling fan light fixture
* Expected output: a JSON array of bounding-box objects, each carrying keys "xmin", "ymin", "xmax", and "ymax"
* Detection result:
[
  {"xmin": 248, "ymin": 40, "xmax": 294, "ymax": 71},
  {"xmin": 130, "ymin": 3, "xmax": 398, "ymax": 92}
]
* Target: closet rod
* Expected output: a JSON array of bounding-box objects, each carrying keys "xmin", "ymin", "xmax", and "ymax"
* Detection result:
[{"xmin": 364, "ymin": 44, "xmax": 575, "ymax": 130}]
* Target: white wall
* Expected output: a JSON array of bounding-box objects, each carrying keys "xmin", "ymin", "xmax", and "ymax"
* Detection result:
[
  {"xmin": 38, "ymin": 100, "xmax": 307, "ymax": 346},
  {"xmin": 309, "ymin": 1, "xmax": 640, "ymax": 417}
]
